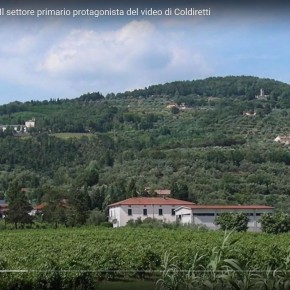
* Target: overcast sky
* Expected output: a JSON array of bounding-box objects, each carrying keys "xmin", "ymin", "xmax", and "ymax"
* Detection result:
[{"xmin": 0, "ymin": 1, "xmax": 290, "ymax": 105}]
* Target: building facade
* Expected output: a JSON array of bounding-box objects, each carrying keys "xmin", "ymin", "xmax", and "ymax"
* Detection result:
[
  {"xmin": 108, "ymin": 197, "xmax": 195, "ymax": 228},
  {"xmin": 108, "ymin": 197, "xmax": 274, "ymax": 230},
  {"xmin": 175, "ymin": 205, "xmax": 274, "ymax": 231}
]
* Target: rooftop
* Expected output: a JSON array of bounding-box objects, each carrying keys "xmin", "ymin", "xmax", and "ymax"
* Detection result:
[
  {"xmin": 177, "ymin": 205, "xmax": 274, "ymax": 210},
  {"xmin": 109, "ymin": 197, "xmax": 195, "ymax": 207}
]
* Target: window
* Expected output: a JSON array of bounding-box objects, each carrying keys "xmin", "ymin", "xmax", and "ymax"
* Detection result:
[
  {"xmin": 128, "ymin": 208, "xmax": 132, "ymax": 216},
  {"xmin": 143, "ymin": 208, "xmax": 147, "ymax": 216},
  {"xmin": 193, "ymin": 213, "xmax": 215, "ymax": 216},
  {"xmin": 159, "ymin": 208, "xmax": 163, "ymax": 216},
  {"xmin": 171, "ymin": 208, "xmax": 175, "ymax": 216}
]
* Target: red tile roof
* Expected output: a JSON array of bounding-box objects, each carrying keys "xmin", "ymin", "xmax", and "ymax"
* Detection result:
[
  {"xmin": 0, "ymin": 204, "xmax": 8, "ymax": 214},
  {"xmin": 178, "ymin": 205, "xmax": 273, "ymax": 210},
  {"xmin": 109, "ymin": 197, "xmax": 195, "ymax": 207},
  {"xmin": 34, "ymin": 204, "xmax": 46, "ymax": 210}
]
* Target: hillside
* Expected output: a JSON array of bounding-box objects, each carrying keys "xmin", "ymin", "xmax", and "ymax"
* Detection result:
[{"xmin": 1, "ymin": 75, "xmax": 290, "ymax": 215}]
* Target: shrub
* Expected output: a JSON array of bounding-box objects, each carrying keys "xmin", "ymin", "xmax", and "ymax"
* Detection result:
[
  {"xmin": 99, "ymin": 221, "xmax": 113, "ymax": 228},
  {"xmin": 215, "ymin": 212, "xmax": 249, "ymax": 232},
  {"xmin": 86, "ymin": 209, "xmax": 107, "ymax": 226},
  {"xmin": 260, "ymin": 213, "xmax": 290, "ymax": 234}
]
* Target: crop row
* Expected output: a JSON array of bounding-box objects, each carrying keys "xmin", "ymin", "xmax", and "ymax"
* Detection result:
[{"xmin": 0, "ymin": 227, "xmax": 290, "ymax": 289}]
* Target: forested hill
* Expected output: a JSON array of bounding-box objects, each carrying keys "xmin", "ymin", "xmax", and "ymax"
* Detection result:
[
  {"xmin": 1, "ymin": 76, "xmax": 290, "ymax": 133},
  {"xmin": 2, "ymin": 75, "xmax": 290, "ymax": 222},
  {"xmin": 114, "ymin": 76, "xmax": 290, "ymax": 99}
]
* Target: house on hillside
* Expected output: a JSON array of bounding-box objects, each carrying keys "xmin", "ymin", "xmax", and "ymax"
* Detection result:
[
  {"xmin": 108, "ymin": 197, "xmax": 194, "ymax": 227},
  {"xmin": 0, "ymin": 119, "xmax": 35, "ymax": 134},
  {"xmin": 175, "ymin": 205, "xmax": 274, "ymax": 231},
  {"xmin": 25, "ymin": 118, "xmax": 35, "ymax": 129},
  {"xmin": 243, "ymin": 111, "xmax": 256, "ymax": 116},
  {"xmin": 274, "ymin": 135, "xmax": 290, "ymax": 145},
  {"xmin": 166, "ymin": 103, "xmax": 177, "ymax": 109}
]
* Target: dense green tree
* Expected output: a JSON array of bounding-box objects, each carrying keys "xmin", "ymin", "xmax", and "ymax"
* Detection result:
[
  {"xmin": 41, "ymin": 186, "xmax": 68, "ymax": 228},
  {"xmin": 6, "ymin": 183, "xmax": 34, "ymax": 229},
  {"xmin": 88, "ymin": 186, "xmax": 106, "ymax": 210},
  {"xmin": 260, "ymin": 213, "xmax": 290, "ymax": 234},
  {"xmin": 86, "ymin": 209, "xmax": 107, "ymax": 226},
  {"xmin": 215, "ymin": 212, "xmax": 249, "ymax": 232},
  {"xmin": 67, "ymin": 188, "xmax": 91, "ymax": 226},
  {"xmin": 127, "ymin": 178, "xmax": 138, "ymax": 198},
  {"xmin": 171, "ymin": 182, "xmax": 189, "ymax": 201},
  {"xmin": 170, "ymin": 106, "xmax": 180, "ymax": 114}
]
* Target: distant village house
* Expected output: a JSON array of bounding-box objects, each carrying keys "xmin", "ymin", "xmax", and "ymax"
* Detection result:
[
  {"xmin": 0, "ymin": 118, "xmax": 35, "ymax": 134},
  {"xmin": 274, "ymin": 135, "xmax": 290, "ymax": 145}
]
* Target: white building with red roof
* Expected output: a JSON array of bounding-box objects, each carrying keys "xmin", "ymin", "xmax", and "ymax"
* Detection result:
[
  {"xmin": 108, "ymin": 197, "xmax": 194, "ymax": 227},
  {"xmin": 108, "ymin": 197, "xmax": 274, "ymax": 230},
  {"xmin": 175, "ymin": 204, "xmax": 274, "ymax": 231}
]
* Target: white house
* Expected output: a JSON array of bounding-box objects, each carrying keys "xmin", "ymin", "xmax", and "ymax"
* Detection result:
[
  {"xmin": 108, "ymin": 197, "xmax": 195, "ymax": 228},
  {"xmin": 274, "ymin": 135, "xmax": 290, "ymax": 145},
  {"xmin": 108, "ymin": 197, "xmax": 274, "ymax": 230},
  {"xmin": 25, "ymin": 118, "xmax": 36, "ymax": 128},
  {"xmin": 175, "ymin": 205, "xmax": 274, "ymax": 231}
]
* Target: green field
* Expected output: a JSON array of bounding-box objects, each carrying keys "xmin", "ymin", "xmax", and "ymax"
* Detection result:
[
  {"xmin": 0, "ymin": 227, "xmax": 290, "ymax": 289},
  {"xmin": 98, "ymin": 280, "xmax": 155, "ymax": 290}
]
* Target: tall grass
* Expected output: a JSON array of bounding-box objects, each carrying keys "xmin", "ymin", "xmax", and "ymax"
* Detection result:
[{"xmin": 156, "ymin": 231, "xmax": 290, "ymax": 290}]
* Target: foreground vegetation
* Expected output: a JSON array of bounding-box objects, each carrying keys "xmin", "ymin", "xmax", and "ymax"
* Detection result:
[{"xmin": 0, "ymin": 227, "xmax": 290, "ymax": 289}]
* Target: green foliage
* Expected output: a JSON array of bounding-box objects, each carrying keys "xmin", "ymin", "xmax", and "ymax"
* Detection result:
[
  {"xmin": 86, "ymin": 209, "xmax": 107, "ymax": 226},
  {"xmin": 260, "ymin": 213, "xmax": 290, "ymax": 234},
  {"xmin": 6, "ymin": 183, "xmax": 34, "ymax": 229},
  {"xmin": 171, "ymin": 182, "xmax": 191, "ymax": 201},
  {"xmin": 215, "ymin": 213, "xmax": 249, "ymax": 232},
  {"xmin": 0, "ymin": 228, "xmax": 290, "ymax": 288},
  {"xmin": 170, "ymin": 106, "xmax": 180, "ymax": 115},
  {"xmin": 156, "ymin": 230, "xmax": 290, "ymax": 290}
]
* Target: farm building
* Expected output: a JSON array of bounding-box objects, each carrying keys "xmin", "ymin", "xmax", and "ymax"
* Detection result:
[
  {"xmin": 175, "ymin": 205, "xmax": 274, "ymax": 231},
  {"xmin": 108, "ymin": 197, "xmax": 194, "ymax": 227},
  {"xmin": 108, "ymin": 197, "xmax": 274, "ymax": 230}
]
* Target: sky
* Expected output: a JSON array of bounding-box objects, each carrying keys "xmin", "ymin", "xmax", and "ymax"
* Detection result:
[{"xmin": 0, "ymin": 0, "xmax": 290, "ymax": 105}]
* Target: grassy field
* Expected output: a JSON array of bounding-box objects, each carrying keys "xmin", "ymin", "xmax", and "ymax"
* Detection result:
[{"xmin": 0, "ymin": 226, "xmax": 289, "ymax": 289}]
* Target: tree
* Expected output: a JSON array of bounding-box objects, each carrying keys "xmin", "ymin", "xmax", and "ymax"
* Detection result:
[
  {"xmin": 86, "ymin": 209, "xmax": 107, "ymax": 226},
  {"xmin": 88, "ymin": 186, "xmax": 105, "ymax": 210},
  {"xmin": 127, "ymin": 178, "xmax": 138, "ymax": 198},
  {"xmin": 215, "ymin": 212, "xmax": 249, "ymax": 232},
  {"xmin": 171, "ymin": 106, "xmax": 180, "ymax": 114},
  {"xmin": 260, "ymin": 213, "xmax": 290, "ymax": 234},
  {"xmin": 41, "ymin": 186, "xmax": 68, "ymax": 228},
  {"xmin": 67, "ymin": 188, "xmax": 91, "ymax": 226},
  {"xmin": 171, "ymin": 182, "xmax": 189, "ymax": 201},
  {"xmin": 6, "ymin": 183, "xmax": 33, "ymax": 229},
  {"xmin": 75, "ymin": 161, "xmax": 99, "ymax": 188}
]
